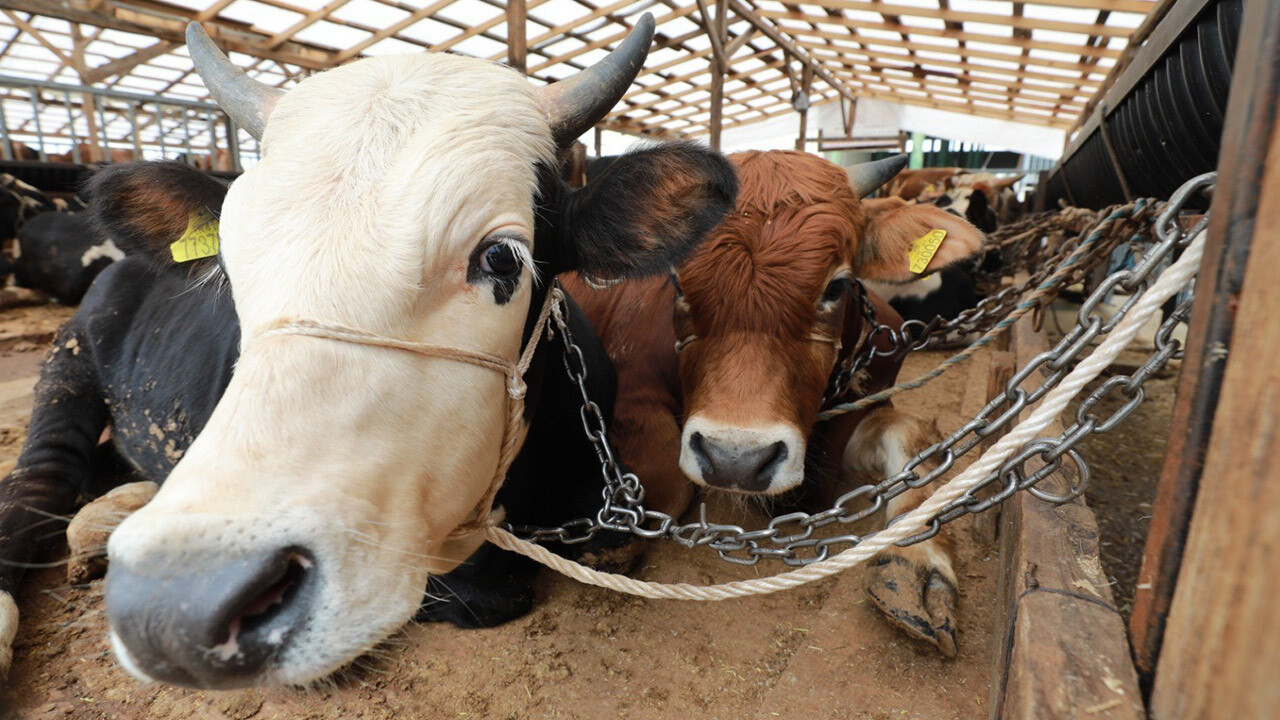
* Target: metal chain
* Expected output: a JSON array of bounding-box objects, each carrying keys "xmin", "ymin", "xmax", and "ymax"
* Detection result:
[{"xmin": 503, "ymin": 172, "xmax": 1215, "ymax": 565}]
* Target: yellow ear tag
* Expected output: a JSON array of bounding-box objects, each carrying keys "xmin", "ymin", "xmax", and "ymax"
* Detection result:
[
  {"xmin": 170, "ymin": 214, "xmax": 219, "ymax": 263},
  {"xmin": 907, "ymin": 229, "xmax": 947, "ymax": 274}
]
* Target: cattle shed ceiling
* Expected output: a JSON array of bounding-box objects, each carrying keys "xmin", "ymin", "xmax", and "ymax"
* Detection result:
[{"xmin": 0, "ymin": 0, "xmax": 1161, "ymax": 142}]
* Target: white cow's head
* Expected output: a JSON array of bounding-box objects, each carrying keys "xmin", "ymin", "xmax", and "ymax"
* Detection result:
[{"xmin": 100, "ymin": 18, "xmax": 736, "ymax": 689}]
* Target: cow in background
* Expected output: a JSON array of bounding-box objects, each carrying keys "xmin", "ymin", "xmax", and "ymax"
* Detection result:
[
  {"xmin": 949, "ymin": 172, "xmax": 1025, "ymax": 226},
  {"xmin": 881, "ymin": 166, "xmax": 966, "ymax": 201},
  {"xmin": 567, "ymin": 151, "xmax": 986, "ymax": 656},
  {"xmin": 0, "ymin": 175, "xmax": 116, "ymax": 305},
  {"xmin": 14, "ymin": 211, "xmax": 122, "ymax": 305},
  {"xmin": 47, "ymin": 144, "xmax": 137, "ymax": 164}
]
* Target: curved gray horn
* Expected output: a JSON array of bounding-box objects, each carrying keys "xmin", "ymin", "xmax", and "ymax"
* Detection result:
[
  {"xmin": 849, "ymin": 153, "xmax": 910, "ymax": 199},
  {"xmin": 535, "ymin": 13, "xmax": 654, "ymax": 147},
  {"xmin": 186, "ymin": 23, "xmax": 284, "ymax": 140}
]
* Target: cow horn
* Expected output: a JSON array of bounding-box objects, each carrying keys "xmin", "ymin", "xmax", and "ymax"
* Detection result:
[
  {"xmin": 535, "ymin": 13, "xmax": 654, "ymax": 147},
  {"xmin": 186, "ymin": 23, "xmax": 283, "ymax": 140},
  {"xmin": 849, "ymin": 154, "xmax": 910, "ymax": 198}
]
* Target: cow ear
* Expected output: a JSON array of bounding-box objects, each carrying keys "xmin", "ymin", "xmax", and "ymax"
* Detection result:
[
  {"xmin": 860, "ymin": 196, "xmax": 910, "ymax": 219},
  {"xmin": 555, "ymin": 142, "xmax": 737, "ymax": 280},
  {"xmin": 858, "ymin": 202, "xmax": 984, "ymax": 281},
  {"xmin": 87, "ymin": 161, "xmax": 228, "ymax": 272}
]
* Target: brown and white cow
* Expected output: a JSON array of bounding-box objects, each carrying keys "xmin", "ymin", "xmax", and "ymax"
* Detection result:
[
  {"xmin": 567, "ymin": 150, "xmax": 985, "ymax": 655},
  {"xmin": 882, "ymin": 166, "xmax": 966, "ymax": 201}
]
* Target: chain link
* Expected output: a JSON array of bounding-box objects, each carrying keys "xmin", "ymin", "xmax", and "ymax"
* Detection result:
[{"xmin": 503, "ymin": 172, "xmax": 1215, "ymax": 565}]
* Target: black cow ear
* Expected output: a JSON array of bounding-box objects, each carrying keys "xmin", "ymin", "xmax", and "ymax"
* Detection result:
[
  {"xmin": 557, "ymin": 142, "xmax": 736, "ymax": 280},
  {"xmin": 87, "ymin": 161, "xmax": 228, "ymax": 272}
]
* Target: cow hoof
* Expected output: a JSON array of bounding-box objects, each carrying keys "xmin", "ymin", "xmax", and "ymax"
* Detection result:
[
  {"xmin": 66, "ymin": 481, "xmax": 159, "ymax": 584},
  {"xmin": 0, "ymin": 591, "xmax": 17, "ymax": 681},
  {"xmin": 865, "ymin": 551, "xmax": 958, "ymax": 658}
]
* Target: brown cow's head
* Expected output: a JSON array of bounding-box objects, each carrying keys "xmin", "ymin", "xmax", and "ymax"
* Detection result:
[{"xmin": 675, "ymin": 151, "xmax": 984, "ymax": 494}]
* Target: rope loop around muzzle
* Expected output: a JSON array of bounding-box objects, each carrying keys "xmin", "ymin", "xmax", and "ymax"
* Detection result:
[{"xmin": 253, "ymin": 287, "xmax": 560, "ymax": 540}]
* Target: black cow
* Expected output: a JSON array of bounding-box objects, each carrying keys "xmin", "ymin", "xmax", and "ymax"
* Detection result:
[
  {"xmin": 864, "ymin": 264, "xmax": 979, "ymax": 333},
  {"xmin": 14, "ymin": 211, "xmax": 121, "ymax": 305}
]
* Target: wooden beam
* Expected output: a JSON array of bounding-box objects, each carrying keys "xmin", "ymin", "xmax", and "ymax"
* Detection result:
[
  {"xmin": 728, "ymin": 0, "xmax": 859, "ymax": 106},
  {"xmin": 2, "ymin": 0, "xmax": 338, "ymax": 68},
  {"xmin": 1134, "ymin": 0, "xmax": 1280, "ymax": 693},
  {"xmin": 722, "ymin": 25, "xmax": 756, "ymax": 58},
  {"xmin": 1150, "ymin": 22, "xmax": 1280, "ymax": 711},
  {"xmin": 797, "ymin": 0, "xmax": 1133, "ymax": 39},
  {"xmin": 705, "ymin": 0, "xmax": 727, "ymax": 151},
  {"xmin": 1, "ymin": 9, "xmax": 70, "ymax": 65},
  {"xmin": 805, "ymin": 45, "xmax": 1096, "ymax": 100},
  {"xmin": 528, "ymin": 4, "xmax": 699, "ymax": 74},
  {"xmin": 695, "ymin": 0, "xmax": 727, "ymax": 74},
  {"xmin": 754, "ymin": 8, "xmax": 1122, "ymax": 59},
  {"xmin": 334, "ymin": 0, "xmax": 465, "ymax": 61},
  {"xmin": 795, "ymin": 63, "xmax": 812, "ymax": 151},
  {"xmin": 787, "ymin": 25, "xmax": 1103, "ymax": 74},
  {"xmin": 989, "ymin": 312, "xmax": 1144, "ymax": 720},
  {"xmin": 263, "ymin": 0, "xmax": 353, "ymax": 51},
  {"xmin": 81, "ymin": 39, "xmax": 177, "ymax": 83},
  {"xmin": 506, "ymin": 0, "xmax": 526, "ymax": 74}
]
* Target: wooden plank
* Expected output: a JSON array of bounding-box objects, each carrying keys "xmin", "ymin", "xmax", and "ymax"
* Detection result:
[
  {"xmin": 80, "ymin": 39, "xmax": 176, "ymax": 83},
  {"xmin": 506, "ymin": 0, "xmax": 526, "ymax": 74},
  {"xmin": 752, "ymin": 8, "xmax": 1124, "ymax": 58},
  {"xmin": 988, "ymin": 316, "xmax": 1144, "ymax": 720},
  {"xmin": 797, "ymin": 40, "xmax": 1101, "ymax": 92},
  {"xmin": 1130, "ymin": 0, "xmax": 1280, "ymax": 689},
  {"xmin": 1149, "ymin": 3, "xmax": 1280, "ymax": 714},
  {"xmin": 793, "ymin": 0, "xmax": 1133, "ymax": 39}
]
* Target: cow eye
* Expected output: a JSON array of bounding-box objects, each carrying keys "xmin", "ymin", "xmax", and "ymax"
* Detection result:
[
  {"xmin": 821, "ymin": 278, "xmax": 846, "ymax": 305},
  {"xmin": 479, "ymin": 241, "xmax": 522, "ymax": 278}
]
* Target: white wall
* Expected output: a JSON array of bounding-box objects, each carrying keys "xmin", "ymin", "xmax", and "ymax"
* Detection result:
[{"xmin": 594, "ymin": 96, "xmax": 1067, "ymax": 160}]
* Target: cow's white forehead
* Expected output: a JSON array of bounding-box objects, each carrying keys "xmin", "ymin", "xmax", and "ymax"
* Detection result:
[{"xmin": 218, "ymin": 53, "xmax": 555, "ymax": 329}]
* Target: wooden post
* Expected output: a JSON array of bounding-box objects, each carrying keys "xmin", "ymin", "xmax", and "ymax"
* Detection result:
[
  {"xmin": 701, "ymin": 0, "xmax": 728, "ymax": 151},
  {"xmin": 593, "ymin": 126, "xmax": 601, "ymax": 157},
  {"xmin": 506, "ymin": 0, "xmax": 526, "ymax": 75},
  {"xmin": 1148, "ymin": 1, "xmax": 1280, "ymax": 714},
  {"xmin": 794, "ymin": 64, "xmax": 812, "ymax": 152},
  {"xmin": 1130, "ymin": 0, "xmax": 1280, "ymax": 689}
]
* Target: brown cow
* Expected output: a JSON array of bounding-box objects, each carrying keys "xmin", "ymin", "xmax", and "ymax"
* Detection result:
[
  {"xmin": 567, "ymin": 150, "xmax": 985, "ymax": 655},
  {"xmin": 882, "ymin": 166, "xmax": 966, "ymax": 201}
]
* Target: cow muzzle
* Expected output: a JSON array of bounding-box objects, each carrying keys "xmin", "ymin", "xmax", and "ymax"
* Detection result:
[
  {"xmin": 679, "ymin": 416, "xmax": 806, "ymax": 494},
  {"xmin": 105, "ymin": 546, "xmax": 316, "ymax": 689}
]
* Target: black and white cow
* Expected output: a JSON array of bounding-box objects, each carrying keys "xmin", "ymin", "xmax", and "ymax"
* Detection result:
[
  {"xmin": 0, "ymin": 17, "xmax": 737, "ymax": 690},
  {"xmin": 859, "ymin": 196, "xmax": 981, "ymax": 332},
  {"xmin": 14, "ymin": 211, "xmax": 123, "ymax": 305}
]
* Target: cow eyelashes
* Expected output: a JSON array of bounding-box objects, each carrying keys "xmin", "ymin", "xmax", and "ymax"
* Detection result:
[
  {"xmin": 468, "ymin": 233, "xmax": 531, "ymax": 305},
  {"xmin": 481, "ymin": 243, "xmax": 521, "ymax": 277}
]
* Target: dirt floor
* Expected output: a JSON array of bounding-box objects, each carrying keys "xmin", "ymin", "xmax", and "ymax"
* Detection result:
[{"xmin": 0, "ymin": 304, "xmax": 1005, "ymax": 720}]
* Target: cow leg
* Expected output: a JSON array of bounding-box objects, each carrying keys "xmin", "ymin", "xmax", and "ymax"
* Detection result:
[
  {"xmin": 843, "ymin": 405, "xmax": 958, "ymax": 657},
  {"xmin": 0, "ymin": 322, "xmax": 109, "ymax": 677}
]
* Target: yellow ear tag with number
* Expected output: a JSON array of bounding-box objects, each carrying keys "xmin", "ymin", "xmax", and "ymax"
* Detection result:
[
  {"xmin": 907, "ymin": 229, "xmax": 947, "ymax": 274},
  {"xmin": 170, "ymin": 214, "xmax": 220, "ymax": 263}
]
